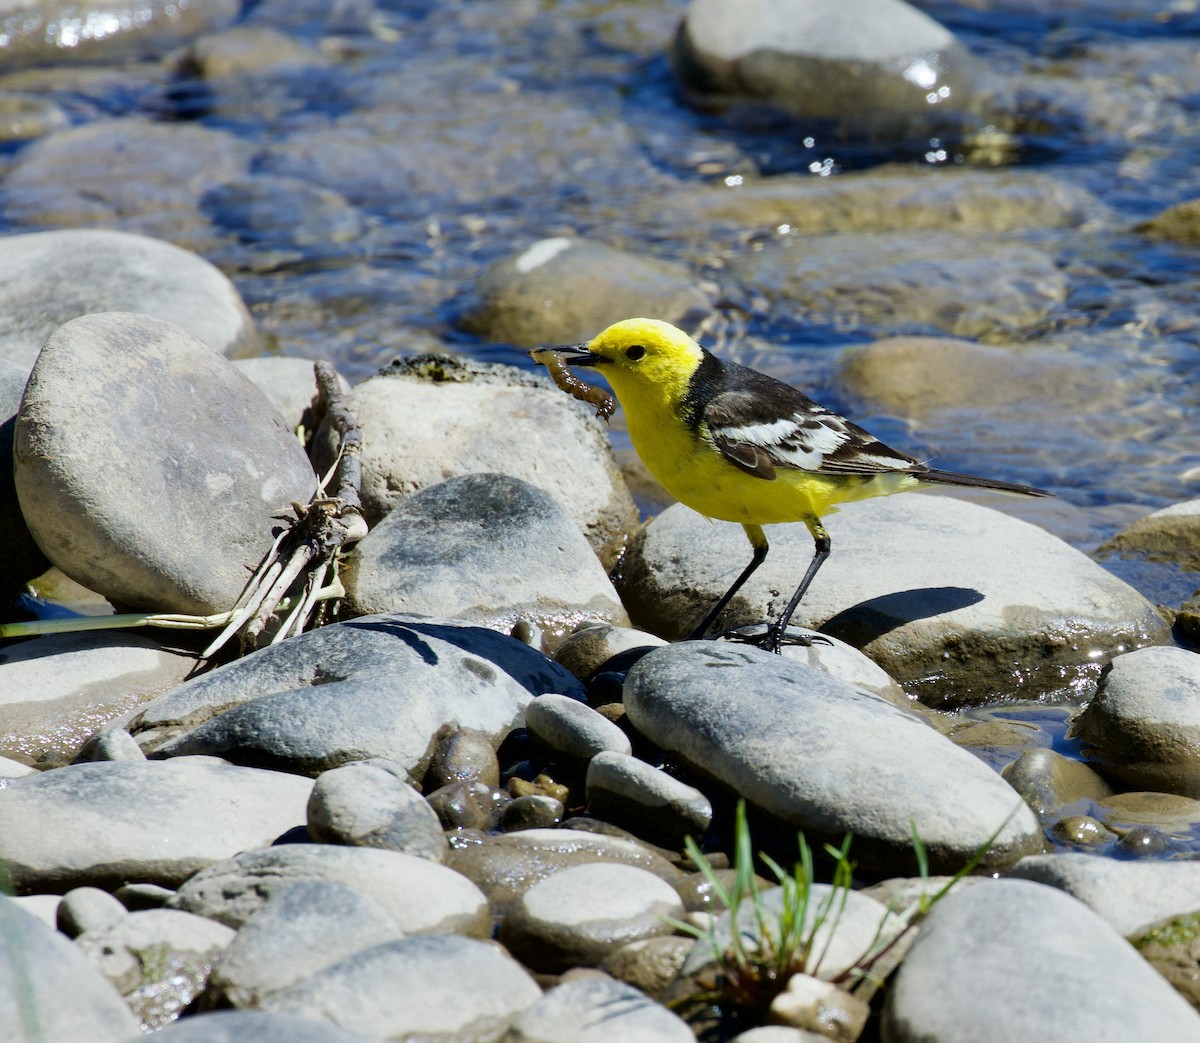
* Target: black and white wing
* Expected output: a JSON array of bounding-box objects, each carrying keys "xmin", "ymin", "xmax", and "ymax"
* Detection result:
[{"xmin": 700, "ymin": 362, "xmax": 923, "ymax": 481}]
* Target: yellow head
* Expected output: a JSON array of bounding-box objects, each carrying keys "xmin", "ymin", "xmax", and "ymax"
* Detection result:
[{"xmin": 565, "ymin": 318, "xmax": 703, "ymax": 410}]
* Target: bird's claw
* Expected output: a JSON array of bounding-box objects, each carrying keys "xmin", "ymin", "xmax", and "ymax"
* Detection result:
[{"xmin": 710, "ymin": 623, "xmax": 833, "ymax": 652}]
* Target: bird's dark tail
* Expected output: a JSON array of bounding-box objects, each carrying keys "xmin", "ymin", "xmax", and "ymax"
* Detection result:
[{"xmin": 919, "ymin": 468, "xmax": 1052, "ymax": 497}]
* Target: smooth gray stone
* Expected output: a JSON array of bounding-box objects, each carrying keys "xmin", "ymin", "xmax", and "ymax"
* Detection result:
[
  {"xmin": 525, "ymin": 692, "xmax": 633, "ymax": 761},
  {"xmin": 14, "ymin": 311, "xmax": 315, "ymax": 614},
  {"xmin": 624, "ymin": 643, "xmax": 1042, "ymax": 874},
  {"xmin": 585, "ymin": 750, "xmax": 712, "ymax": 848},
  {"xmin": 142, "ymin": 1009, "xmax": 379, "ymax": 1042},
  {"xmin": 0, "ymin": 758, "xmax": 311, "ymax": 891},
  {"xmin": 1010, "ymin": 853, "xmax": 1200, "ymax": 936},
  {"xmin": 508, "ymin": 976, "xmax": 694, "ymax": 1042},
  {"xmin": 75, "ymin": 907, "xmax": 235, "ymax": 994},
  {"xmin": 262, "ymin": 935, "xmax": 542, "ymax": 1039},
  {"xmin": 499, "ymin": 862, "xmax": 684, "ymax": 972},
  {"xmin": 618, "ymin": 496, "xmax": 1168, "ymax": 707},
  {"xmin": 208, "ymin": 881, "xmax": 407, "ymax": 1007},
  {"xmin": 0, "ymin": 229, "xmax": 256, "ymax": 370},
  {"xmin": 1076, "ymin": 645, "xmax": 1200, "ymax": 796},
  {"xmin": 882, "ymin": 878, "xmax": 1200, "ymax": 1043},
  {"xmin": 307, "ymin": 759, "xmax": 447, "ymax": 861},
  {"xmin": 132, "ymin": 615, "xmax": 580, "ymax": 778},
  {"xmin": 343, "ymin": 472, "xmax": 628, "ymax": 634},
  {"xmin": 57, "ymin": 886, "xmax": 127, "ymax": 938},
  {"xmin": 0, "ymin": 896, "xmax": 140, "ymax": 1040},
  {"xmin": 169, "ymin": 843, "xmax": 490, "ymax": 935},
  {"xmin": 233, "ymin": 355, "xmax": 336, "ymax": 433}
]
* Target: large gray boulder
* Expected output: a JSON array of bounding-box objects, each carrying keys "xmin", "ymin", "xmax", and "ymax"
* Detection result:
[{"xmin": 14, "ymin": 312, "xmax": 316, "ymax": 615}]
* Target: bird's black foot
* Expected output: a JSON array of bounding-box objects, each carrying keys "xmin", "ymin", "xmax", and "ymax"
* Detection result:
[{"xmin": 713, "ymin": 623, "xmax": 833, "ymax": 652}]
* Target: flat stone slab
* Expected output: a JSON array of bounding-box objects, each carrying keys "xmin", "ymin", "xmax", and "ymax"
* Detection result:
[{"xmin": 0, "ymin": 758, "xmax": 312, "ymax": 892}]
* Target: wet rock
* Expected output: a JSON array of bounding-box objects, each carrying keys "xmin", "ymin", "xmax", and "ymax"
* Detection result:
[
  {"xmin": 729, "ymin": 231, "xmax": 1065, "ymax": 342},
  {"xmin": 461, "ymin": 236, "xmax": 710, "ymax": 347},
  {"xmin": 0, "ymin": 758, "xmax": 311, "ymax": 892},
  {"xmin": 57, "ymin": 886, "xmax": 127, "ymax": 938},
  {"xmin": 624, "ymin": 643, "xmax": 1043, "ymax": 874},
  {"xmin": 1011, "ymin": 852, "xmax": 1200, "ymax": 936},
  {"xmin": 0, "ymin": 355, "xmax": 47, "ymax": 590},
  {"xmin": 837, "ymin": 336, "xmax": 1118, "ymax": 421},
  {"xmin": 1137, "ymin": 198, "xmax": 1200, "ymax": 245},
  {"xmin": 618, "ymin": 496, "xmax": 1169, "ymax": 707},
  {"xmin": 1102, "ymin": 496, "xmax": 1200, "ymax": 572},
  {"xmin": 1, "ymin": 119, "xmax": 253, "ymax": 250},
  {"xmin": 1090, "ymin": 791, "xmax": 1200, "ymax": 857},
  {"xmin": 882, "ymin": 878, "xmax": 1200, "ymax": 1042},
  {"xmin": 204, "ymin": 175, "xmax": 364, "ymax": 255},
  {"xmin": 499, "ymin": 861, "xmax": 684, "ymax": 972},
  {"xmin": 508, "ymin": 976, "xmax": 694, "ymax": 1042},
  {"xmin": 428, "ymin": 779, "xmax": 512, "ymax": 831},
  {"xmin": 0, "ymin": 0, "xmax": 238, "ymax": 70},
  {"xmin": 526, "ymin": 693, "xmax": 633, "ymax": 762},
  {"xmin": 262, "ymin": 935, "xmax": 542, "ymax": 1039},
  {"xmin": 343, "ymin": 473, "xmax": 628, "ymax": 640},
  {"xmin": 0, "ymin": 632, "xmax": 196, "ymax": 767},
  {"xmin": 306, "ymin": 759, "xmax": 447, "ymax": 861},
  {"xmin": 601, "ymin": 936, "xmax": 694, "ymax": 999},
  {"xmin": 207, "ymin": 881, "xmax": 407, "ymax": 1008},
  {"xmin": 0, "ymin": 92, "xmax": 70, "ymax": 143},
  {"xmin": 0, "ymin": 895, "xmax": 140, "ymax": 1039},
  {"xmin": 1076, "ymin": 645, "xmax": 1200, "ymax": 796},
  {"xmin": 169, "ymin": 843, "xmax": 490, "ymax": 935},
  {"xmin": 672, "ymin": 0, "xmax": 995, "ymax": 139},
  {"xmin": 423, "ymin": 724, "xmax": 501, "ymax": 790},
  {"xmin": 0, "ymin": 229, "xmax": 258, "ymax": 371},
  {"xmin": 586, "ymin": 751, "xmax": 713, "ymax": 849},
  {"xmin": 75, "ymin": 907, "xmax": 235, "ymax": 995},
  {"xmin": 146, "ymin": 1009, "xmax": 380, "ymax": 1041},
  {"xmin": 446, "ymin": 827, "xmax": 683, "ymax": 915},
  {"xmin": 640, "ymin": 168, "xmax": 1104, "ymax": 239},
  {"xmin": 14, "ymin": 312, "xmax": 316, "ymax": 615},
  {"xmin": 130, "ymin": 614, "xmax": 578, "ymax": 778},
  {"xmin": 501, "ymin": 794, "xmax": 565, "ymax": 832},
  {"xmin": 1001, "ymin": 747, "xmax": 1114, "ymax": 821},
  {"xmin": 180, "ymin": 25, "xmax": 329, "ymax": 80}
]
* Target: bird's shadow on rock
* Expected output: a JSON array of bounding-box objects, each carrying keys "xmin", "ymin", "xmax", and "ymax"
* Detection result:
[{"xmin": 821, "ymin": 586, "xmax": 983, "ymax": 645}]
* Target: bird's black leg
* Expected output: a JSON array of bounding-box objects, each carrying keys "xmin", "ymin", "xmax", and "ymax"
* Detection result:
[
  {"xmin": 687, "ymin": 523, "xmax": 768, "ymax": 640},
  {"xmin": 762, "ymin": 516, "xmax": 831, "ymax": 654}
]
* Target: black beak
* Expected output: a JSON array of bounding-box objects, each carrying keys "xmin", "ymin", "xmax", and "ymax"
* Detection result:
[{"xmin": 531, "ymin": 344, "xmax": 609, "ymax": 366}]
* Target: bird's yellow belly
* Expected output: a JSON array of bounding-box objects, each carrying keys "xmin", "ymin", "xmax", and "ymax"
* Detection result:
[{"xmin": 633, "ymin": 423, "xmax": 918, "ymax": 524}]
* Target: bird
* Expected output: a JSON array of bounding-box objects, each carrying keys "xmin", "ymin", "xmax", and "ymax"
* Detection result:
[{"xmin": 535, "ymin": 317, "xmax": 1052, "ymax": 654}]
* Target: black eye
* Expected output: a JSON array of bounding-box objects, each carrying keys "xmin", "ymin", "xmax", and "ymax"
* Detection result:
[{"xmin": 625, "ymin": 345, "xmax": 646, "ymax": 361}]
